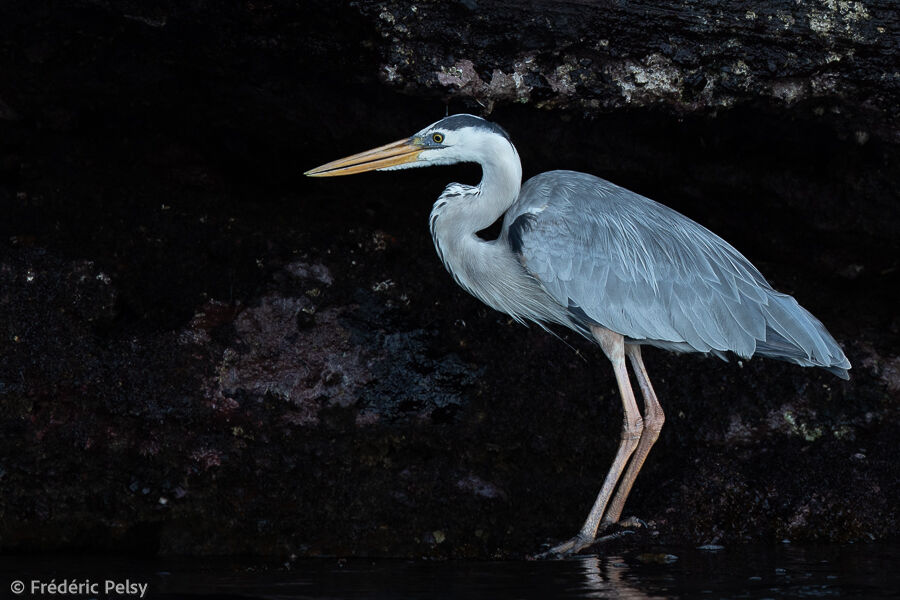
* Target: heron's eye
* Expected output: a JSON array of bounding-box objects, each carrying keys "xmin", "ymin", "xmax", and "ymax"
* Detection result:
[{"xmin": 432, "ymin": 133, "xmax": 444, "ymax": 144}]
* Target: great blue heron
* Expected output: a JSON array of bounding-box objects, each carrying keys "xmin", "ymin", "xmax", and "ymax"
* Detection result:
[{"xmin": 305, "ymin": 114, "xmax": 850, "ymax": 556}]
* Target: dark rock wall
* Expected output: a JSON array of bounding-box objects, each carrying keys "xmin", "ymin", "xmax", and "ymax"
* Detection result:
[
  {"xmin": 361, "ymin": 0, "xmax": 899, "ymax": 139},
  {"xmin": 0, "ymin": 0, "xmax": 897, "ymax": 558}
]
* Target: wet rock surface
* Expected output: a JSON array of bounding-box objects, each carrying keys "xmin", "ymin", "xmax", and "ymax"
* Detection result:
[{"xmin": 0, "ymin": 0, "xmax": 897, "ymax": 558}]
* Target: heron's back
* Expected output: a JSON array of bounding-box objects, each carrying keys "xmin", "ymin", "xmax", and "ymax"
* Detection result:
[{"xmin": 503, "ymin": 170, "xmax": 850, "ymax": 378}]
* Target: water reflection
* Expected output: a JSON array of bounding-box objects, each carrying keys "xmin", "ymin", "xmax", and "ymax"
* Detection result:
[
  {"xmin": 573, "ymin": 555, "xmax": 662, "ymax": 599},
  {"xmin": 162, "ymin": 554, "xmax": 670, "ymax": 599},
  {"xmin": 0, "ymin": 545, "xmax": 897, "ymax": 599}
]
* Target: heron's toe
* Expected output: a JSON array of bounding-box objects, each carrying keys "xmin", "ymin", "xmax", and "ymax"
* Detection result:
[
  {"xmin": 598, "ymin": 515, "xmax": 647, "ymax": 534},
  {"xmin": 617, "ymin": 516, "xmax": 648, "ymax": 530},
  {"xmin": 533, "ymin": 518, "xmax": 650, "ymax": 559},
  {"xmin": 589, "ymin": 516, "xmax": 649, "ymax": 544},
  {"xmin": 531, "ymin": 533, "xmax": 596, "ymax": 559}
]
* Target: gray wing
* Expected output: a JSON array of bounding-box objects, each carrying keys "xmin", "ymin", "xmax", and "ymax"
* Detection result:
[{"xmin": 503, "ymin": 170, "xmax": 850, "ymax": 377}]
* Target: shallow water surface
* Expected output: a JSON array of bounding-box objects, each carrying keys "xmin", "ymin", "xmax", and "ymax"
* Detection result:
[{"xmin": 3, "ymin": 545, "xmax": 898, "ymax": 599}]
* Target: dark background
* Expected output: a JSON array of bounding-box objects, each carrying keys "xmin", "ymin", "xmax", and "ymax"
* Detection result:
[{"xmin": 0, "ymin": 0, "xmax": 897, "ymax": 558}]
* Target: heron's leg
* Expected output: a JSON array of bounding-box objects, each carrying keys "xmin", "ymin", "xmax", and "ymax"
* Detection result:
[
  {"xmin": 601, "ymin": 344, "xmax": 665, "ymax": 527},
  {"xmin": 543, "ymin": 327, "xmax": 643, "ymax": 556}
]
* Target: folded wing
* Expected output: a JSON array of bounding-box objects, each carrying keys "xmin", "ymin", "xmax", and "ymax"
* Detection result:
[{"xmin": 504, "ymin": 170, "xmax": 850, "ymax": 378}]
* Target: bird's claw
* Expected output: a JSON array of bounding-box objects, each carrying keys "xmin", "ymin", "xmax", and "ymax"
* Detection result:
[
  {"xmin": 592, "ymin": 516, "xmax": 647, "ymax": 543},
  {"xmin": 532, "ymin": 517, "xmax": 647, "ymax": 559},
  {"xmin": 531, "ymin": 533, "xmax": 595, "ymax": 560},
  {"xmin": 617, "ymin": 516, "xmax": 648, "ymax": 529},
  {"xmin": 594, "ymin": 528, "xmax": 637, "ymax": 544}
]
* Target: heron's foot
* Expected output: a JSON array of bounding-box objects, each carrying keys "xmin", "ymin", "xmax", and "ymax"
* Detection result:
[
  {"xmin": 533, "ymin": 529, "xmax": 639, "ymax": 559},
  {"xmin": 597, "ymin": 515, "xmax": 647, "ymax": 535},
  {"xmin": 532, "ymin": 532, "xmax": 596, "ymax": 560},
  {"xmin": 592, "ymin": 516, "xmax": 649, "ymax": 544},
  {"xmin": 533, "ymin": 518, "xmax": 648, "ymax": 559}
]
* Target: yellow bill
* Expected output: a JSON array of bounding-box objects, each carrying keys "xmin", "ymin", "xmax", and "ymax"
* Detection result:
[{"xmin": 305, "ymin": 138, "xmax": 422, "ymax": 177}]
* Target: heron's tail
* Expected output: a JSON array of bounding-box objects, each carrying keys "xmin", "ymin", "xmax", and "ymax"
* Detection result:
[{"xmin": 754, "ymin": 293, "xmax": 851, "ymax": 379}]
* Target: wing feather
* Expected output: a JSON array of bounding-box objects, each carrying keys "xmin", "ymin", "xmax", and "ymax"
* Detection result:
[{"xmin": 503, "ymin": 170, "xmax": 850, "ymax": 376}]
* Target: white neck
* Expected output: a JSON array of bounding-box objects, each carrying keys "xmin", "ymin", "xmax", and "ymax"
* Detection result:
[
  {"xmin": 428, "ymin": 134, "xmax": 530, "ymax": 313},
  {"xmin": 430, "ymin": 133, "xmax": 521, "ymax": 248},
  {"xmin": 444, "ymin": 134, "xmax": 522, "ymax": 233},
  {"xmin": 425, "ymin": 130, "xmax": 572, "ymax": 329}
]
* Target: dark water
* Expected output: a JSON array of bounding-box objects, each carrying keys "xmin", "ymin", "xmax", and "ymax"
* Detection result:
[{"xmin": 3, "ymin": 545, "xmax": 898, "ymax": 599}]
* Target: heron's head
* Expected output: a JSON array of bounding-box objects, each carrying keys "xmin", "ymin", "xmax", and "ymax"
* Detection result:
[{"xmin": 305, "ymin": 114, "xmax": 512, "ymax": 177}]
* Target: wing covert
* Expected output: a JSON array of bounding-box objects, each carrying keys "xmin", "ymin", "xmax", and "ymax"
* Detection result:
[{"xmin": 504, "ymin": 170, "xmax": 774, "ymax": 357}]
